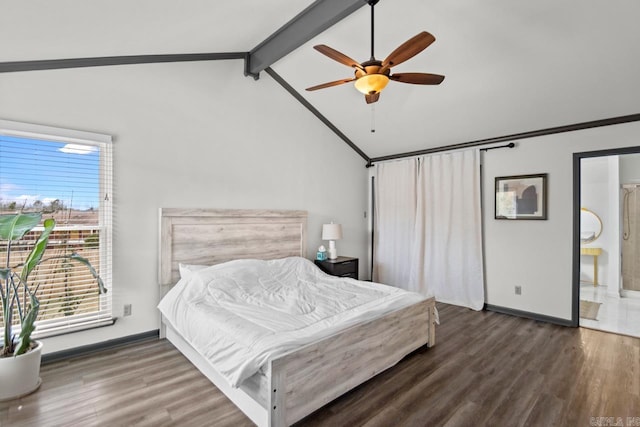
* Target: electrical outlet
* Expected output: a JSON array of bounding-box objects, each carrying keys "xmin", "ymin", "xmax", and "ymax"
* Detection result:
[
  {"xmin": 515, "ymin": 286, "xmax": 522, "ymax": 295},
  {"xmin": 123, "ymin": 304, "xmax": 132, "ymax": 316}
]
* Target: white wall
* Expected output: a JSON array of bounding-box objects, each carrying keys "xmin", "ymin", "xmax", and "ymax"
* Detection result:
[
  {"xmin": 483, "ymin": 121, "xmax": 640, "ymax": 321},
  {"xmin": 620, "ymin": 153, "xmax": 640, "ymax": 184},
  {"xmin": 0, "ymin": 60, "xmax": 370, "ymax": 353}
]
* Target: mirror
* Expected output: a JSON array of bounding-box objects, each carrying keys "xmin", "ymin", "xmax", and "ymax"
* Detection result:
[{"xmin": 580, "ymin": 207, "xmax": 603, "ymax": 244}]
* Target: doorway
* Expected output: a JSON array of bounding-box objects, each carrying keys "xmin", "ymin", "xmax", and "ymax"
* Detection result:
[{"xmin": 573, "ymin": 147, "xmax": 640, "ymax": 337}]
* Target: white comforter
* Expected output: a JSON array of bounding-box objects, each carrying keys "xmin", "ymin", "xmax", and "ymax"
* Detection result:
[{"xmin": 158, "ymin": 257, "xmax": 427, "ymax": 387}]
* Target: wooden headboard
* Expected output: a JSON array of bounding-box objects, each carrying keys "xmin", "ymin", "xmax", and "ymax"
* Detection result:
[{"xmin": 158, "ymin": 208, "xmax": 308, "ymax": 288}]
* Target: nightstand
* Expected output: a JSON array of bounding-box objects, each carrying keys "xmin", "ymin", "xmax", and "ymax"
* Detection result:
[{"xmin": 315, "ymin": 256, "xmax": 359, "ymax": 280}]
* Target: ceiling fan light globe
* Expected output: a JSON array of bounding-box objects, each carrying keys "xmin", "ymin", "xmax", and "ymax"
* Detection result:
[{"xmin": 354, "ymin": 74, "xmax": 389, "ymax": 95}]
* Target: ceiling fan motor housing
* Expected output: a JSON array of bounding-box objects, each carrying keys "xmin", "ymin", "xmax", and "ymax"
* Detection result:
[
  {"xmin": 355, "ymin": 59, "xmax": 388, "ymax": 78},
  {"xmin": 354, "ymin": 60, "xmax": 390, "ymax": 95}
]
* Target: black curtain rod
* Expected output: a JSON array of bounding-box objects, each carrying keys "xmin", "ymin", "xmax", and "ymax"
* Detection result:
[
  {"xmin": 366, "ymin": 141, "xmax": 516, "ymax": 167},
  {"xmin": 480, "ymin": 142, "xmax": 515, "ymax": 152}
]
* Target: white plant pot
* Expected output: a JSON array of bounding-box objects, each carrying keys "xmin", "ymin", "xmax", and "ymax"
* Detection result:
[{"xmin": 0, "ymin": 341, "xmax": 43, "ymax": 401}]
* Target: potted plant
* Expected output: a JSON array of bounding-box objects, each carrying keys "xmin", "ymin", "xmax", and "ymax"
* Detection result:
[{"xmin": 0, "ymin": 212, "xmax": 105, "ymax": 401}]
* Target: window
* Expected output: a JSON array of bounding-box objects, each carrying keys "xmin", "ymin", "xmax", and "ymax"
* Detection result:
[{"xmin": 0, "ymin": 119, "xmax": 113, "ymax": 337}]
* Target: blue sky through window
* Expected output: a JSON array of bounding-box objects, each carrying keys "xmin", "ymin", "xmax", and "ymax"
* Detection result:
[{"xmin": 0, "ymin": 135, "xmax": 99, "ymax": 211}]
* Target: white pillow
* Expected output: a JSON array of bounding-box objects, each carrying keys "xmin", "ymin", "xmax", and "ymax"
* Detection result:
[{"xmin": 178, "ymin": 263, "xmax": 209, "ymax": 279}]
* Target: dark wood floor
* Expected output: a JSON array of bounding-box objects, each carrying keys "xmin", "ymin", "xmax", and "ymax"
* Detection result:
[{"xmin": 1, "ymin": 303, "xmax": 638, "ymax": 426}]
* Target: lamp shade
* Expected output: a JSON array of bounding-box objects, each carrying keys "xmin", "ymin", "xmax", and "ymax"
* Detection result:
[
  {"xmin": 354, "ymin": 74, "xmax": 390, "ymax": 95},
  {"xmin": 322, "ymin": 223, "xmax": 343, "ymax": 240}
]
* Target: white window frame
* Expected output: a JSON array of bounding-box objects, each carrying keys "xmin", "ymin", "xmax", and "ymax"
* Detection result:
[{"xmin": 0, "ymin": 119, "xmax": 113, "ymax": 337}]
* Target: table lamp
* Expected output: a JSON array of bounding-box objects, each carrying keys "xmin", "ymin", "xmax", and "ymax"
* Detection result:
[{"xmin": 322, "ymin": 223, "xmax": 343, "ymax": 260}]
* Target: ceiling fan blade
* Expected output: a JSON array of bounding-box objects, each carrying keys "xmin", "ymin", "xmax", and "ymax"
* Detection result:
[
  {"xmin": 390, "ymin": 73, "xmax": 445, "ymax": 85},
  {"xmin": 306, "ymin": 77, "xmax": 356, "ymax": 91},
  {"xmin": 313, "ymin": 45, "xmax": 364, "ymax": 70},
  {"xmin": 365, "ymin": 92, "xmax": 380, "ymax": 104},
  {"xmin": 381, "ymin": 31, "xmax": 436, "ymax": 69}
]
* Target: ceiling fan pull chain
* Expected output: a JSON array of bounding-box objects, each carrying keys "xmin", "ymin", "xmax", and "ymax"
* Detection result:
[{"xmin": 371, "ymin": 103, "xmax": 376, "ymax": 133}]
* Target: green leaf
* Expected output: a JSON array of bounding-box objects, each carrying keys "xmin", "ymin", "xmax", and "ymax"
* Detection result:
[
  {"xmin": 70, "ymin": 253, "xmax": 107, "ymax": 294},
  {"xmin": 21, "ymin": 218, "xmax": 56, "ymax": 283},
  {"xmin": 14, "ymin": 294, "xmax": 39, "ymax": 356},
  {"xmin": 0, "ymin": 268, "xmax": 10, "ymax": 280},
  {"xmin": 2, "ymin": 291, "xmax": 13, "ymax": 353},
  {"xmin": 0, "ymin": 213, "xmax": 41, "ymax": 241}
]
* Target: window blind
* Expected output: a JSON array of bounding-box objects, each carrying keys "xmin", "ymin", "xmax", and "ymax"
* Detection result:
[{"xmin": 0, "ymin": 120, "xmax": 113, "ymax": 338}]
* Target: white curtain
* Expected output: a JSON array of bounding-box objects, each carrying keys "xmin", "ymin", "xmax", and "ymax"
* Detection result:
[
  {"xmin": 373, "ymin": 159, "xmax": 418, "ymax": 287},
  {"xmin": 373, "ymin": 149, "xmax": 485, "ymax": 310}
]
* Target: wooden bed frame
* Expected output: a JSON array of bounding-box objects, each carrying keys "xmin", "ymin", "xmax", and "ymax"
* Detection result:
[{"xmin": 158, "ymin": 208, "xmax": 436, "ymax": 427}]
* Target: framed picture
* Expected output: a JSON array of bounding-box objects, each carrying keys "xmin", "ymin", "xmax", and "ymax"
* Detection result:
[{"xmin": 495, "ymin": 173, "xmax": 547, "ymax": 220}]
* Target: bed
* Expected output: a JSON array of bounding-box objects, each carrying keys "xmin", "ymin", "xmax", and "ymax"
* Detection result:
[{"xmin": 158, "ymin": 208, "xmax": 437, "ymax": 427}]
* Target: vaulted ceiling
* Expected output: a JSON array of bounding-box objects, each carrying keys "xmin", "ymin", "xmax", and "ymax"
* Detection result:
[{"xmin": 2, "ymin": 0, "xmax": 640, "ymax": 159}]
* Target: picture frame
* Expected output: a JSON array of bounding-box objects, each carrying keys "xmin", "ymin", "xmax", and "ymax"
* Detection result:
[{"xmin": 495, "ymin": 173, "xmax": 547, "ymax": 220}]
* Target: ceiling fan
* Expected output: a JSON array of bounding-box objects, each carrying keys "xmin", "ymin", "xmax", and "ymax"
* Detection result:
[{"xmin": 306, "ymin": 0, "xmax": 444, "ymax": 104}]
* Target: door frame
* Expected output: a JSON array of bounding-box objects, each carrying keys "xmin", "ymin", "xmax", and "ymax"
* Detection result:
[{"xmin": 572, "ymin": 145, "xmax": 640, "ymax": 326}]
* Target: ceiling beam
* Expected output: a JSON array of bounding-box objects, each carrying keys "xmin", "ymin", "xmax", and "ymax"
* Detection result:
[
  {"xmin": 0, "ymin": 0, "xmax": 366, "ymax": 75},
  {"xmin": 265, "ymin": 67, "xmax": 370, "ymax": 163},
  {"xmin": 0, "ymin": 53, "xmax": 246, "ymax": 73},
  {"xmin": 245, "ymin": 0, "xmax": 366, "ymax": 79}
]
